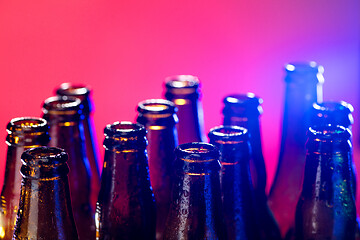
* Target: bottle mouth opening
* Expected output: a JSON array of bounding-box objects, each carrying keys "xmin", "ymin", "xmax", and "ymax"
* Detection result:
[
  {"xmin": 22, "ymin": 147, "xmax": 68, "ymax": 166},
  {"xmin": 138, "ymin": 99, "xmax": 176, "ymax": 114},
  {"xmin": 223, "ymin": 93, "xmax": 262, "ymax": 105},
  {"xmin": 208, "ymin": 125, "xmax": 248, "ymax": 142},
  {"xmin": 285, "ymin": 61, "xmax": 324, "ymax": 73},
  {"xmin": 165, "ymin": 75, "xmax": 199, "ymax": 88},
  {"xmin": 176, "ymin": 142, "xmax": 219, "ymax": 161},
  {"xmin": 308, "ymin": 124, "xmax": 351, "ymax": 140},
  {"xmin": 104, "ymin": 121, "xmax": 146, "ymax": 136},
  {"xmin": 43, "ymin": 96, "xmax": 82, "ymax": 114},
  {"xmin": 7, "ymin": 117, "xmax": 48, "ymax": 132},
  {"xmin": 56, "ymin": 83, "xmax": 89, "ymax": 96},
  {"xmin": 313, "ymin": 101, "xmax": 353, "ymax": 113}
]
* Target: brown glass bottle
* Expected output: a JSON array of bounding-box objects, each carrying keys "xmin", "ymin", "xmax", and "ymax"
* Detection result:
[
  {"xmin": 294, "ymin": 125, "xmax": 356, "ymax": 240},
  {"xmin": 136, "ymin": 99, "xmax": 178, "ymax": 240},
  {"xmin": 0, "ymin": 117, "xmax": 49, "ymax": 240},
  {"xmin": 269, "ymin": 62, "xmax": 324, "ymax": 237},
  {"xmin": 223, "ymin": 94, "xmax": 282, "ymax": 240},
  {"xmin": 56, "ymin": 83, "xmax": 101, "ymax": 208},
  {"xmin": 42, "ymin": 96, "xmax": 95, "ymax": 240},
  {"xmin": 209, "ymin": 125, "xmax": 260, "ymax": 240},
  {"xmin": 95, "ymin": 121, "xmax": 156, "ymax": 240},
  {"xmin": 12, "ymin": 147, "xmax": 78, "ymax": 239},
  {"xmin": 163, "ymin": 142, "xmax": 227, "ymax": 240},
  {"xmin": 164, "ymin": 75, "xmax": 206, "ymax": 144}
]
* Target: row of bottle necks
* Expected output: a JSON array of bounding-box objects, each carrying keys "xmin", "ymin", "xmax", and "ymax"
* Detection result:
[{"xmin": 1, "ymin": 63, "xmax": 359, "ymax": 240}]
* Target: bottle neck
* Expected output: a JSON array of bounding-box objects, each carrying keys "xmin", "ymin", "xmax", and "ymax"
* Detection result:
[
  {"xmin": 281, "ymin": 82, "xmax": 322, "ymax": 148},
  {"xmin": 301, "ymin": 140, "xmax": 353, "ymax": 200}
]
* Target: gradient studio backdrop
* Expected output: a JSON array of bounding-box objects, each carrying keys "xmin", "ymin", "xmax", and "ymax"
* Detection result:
[{"xmin": 0, "ymin": 0, "xmax": 359, "ymax": 199}]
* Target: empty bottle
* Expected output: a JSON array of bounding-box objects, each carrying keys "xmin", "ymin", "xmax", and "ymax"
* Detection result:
[
  {"xmin": 164, "ymin": 75, "xmax": 206, "ymax": 144},
  {"xmin": 0, "ymin": 117, "xmax": 49, "ymax": 240},
  {"xmin": 56, "ymin": 83, "xmax": 101, "ymax": 208},
  {"xmin": 209, "ymin": 125, "xmax": 260, "ymax": 240},
  {"xmin": 294, "ymin": 125, "xmax": 356, "ymax": 240},
  {"xmin": 222, "ymin": 94, "xmax": 281, "ymax": 239},
  {"xmin": 95, "ymin": 121, "xmax": 156, "ymax": 240},
  {"xmin": 163, "ymin": 142, "xmax": 227, "ymax": 240},
  {"xmin": 136, "ymin": 99, "xmax": 178, "ymax": 240},
  {"xmin": 269, "ymin": 62, "xmax": 324, "ymax": 237},
  {"xmin": 42, "ymin": 96, "xmax": 95, "ymax": 239},
  {"xmin": 13, "ymin": 147, "xmax": 78, "ymax": 239},
  {"xmin": 311, "ymin": 101, "xmax": 357, "ymax": 194}
]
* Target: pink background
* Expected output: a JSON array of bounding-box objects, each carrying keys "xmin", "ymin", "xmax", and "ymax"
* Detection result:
[{"xmin": 0, "ymin": 0, "xmax": 359, "ymax": 199}]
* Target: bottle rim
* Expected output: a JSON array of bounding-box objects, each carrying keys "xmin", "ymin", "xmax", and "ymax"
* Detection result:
[
  {"xmin": 42, "ymin": 96, "xmax": 82, "ymax": 115},
  {"xmin": 312, "ymin": 101, "xmax": 354, "ymax": 127},
  {"xmin": 308, "ymin": 124, "xmax": 351, "ymax": 140},
  {"xmin": 7, "ymin": 117, "xmax": 48, "ymax": 133},
  {"xmin": 208, "ymin": 125, "xmax": 248, "ymax": 143},
  {"xmin": 56, "ymin": 82, "xmax": 90, "ymax": 97},
  {"xmin": 104, "ymin": 121, "xmax": 146, "ymax": 137},
  {"xmin": 137, "ymin": 99, "xmax": 177, "ymax": 115},
  {"xmin": 175, "ymin": 142, "xmax": 219, "ymax": 162},
  {"xmin": 22, "ymin": 146, "xmax": 68, "ymax": 166},
  {"xmin": 165, "ymin": 75, "xmax": 199, "ymax": 88}
]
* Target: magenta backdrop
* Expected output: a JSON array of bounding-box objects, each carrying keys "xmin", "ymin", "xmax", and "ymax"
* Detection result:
[{"xmin": 0, "ymin": 0, "xmax": 359, "ymax": 201}]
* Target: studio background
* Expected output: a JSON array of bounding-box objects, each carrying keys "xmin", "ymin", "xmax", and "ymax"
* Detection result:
[{"xmin": 0, "ymin": 0, "xmax": 359, "ymax": 202}]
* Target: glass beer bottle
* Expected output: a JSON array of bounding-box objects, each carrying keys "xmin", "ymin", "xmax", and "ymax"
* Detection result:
[
  {"xmin": 222, "ymin": 94, "xmax": 281, "ymax": 239},
  {"xmin": 269, "ymin": 62, "xmax": 324, "ymax": 237},
  {"xmin": 209, "ymin": 125, "xmax": 260, "ymax": 240},
  {"xmin": 12, "ymin": 147, "xmax": 78, "ymax": 239},
  {"xmin": 164, "ymin": 75, "xmax": 206, "ymax": 144},
  {"xmin": 95, "ymin": 121, "xmax": 156, "ymax": 240},
  {"xmin": 294, "ymin": 125, "xmax": 356, "ymax": 240},
  {"xmin": 42, "ymin": 96, "xmax": 95, "ymax": 239},
  {"xmin": 163, "ymin": 142, "xmax": 227, "ymax": 240},
  {"xmin": 56, "ymin": 83, "xmax": 101, "ymax": 208},
  {"xmin": 136, "ymin": 99, "xmax": 178, "ymax": 240},
  {"xmin": 0, "ymin": 117, "xmax": 49, "ymax": 240}
]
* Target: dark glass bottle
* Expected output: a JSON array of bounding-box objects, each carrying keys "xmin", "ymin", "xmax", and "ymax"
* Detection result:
[
  {"xmin": 0, "ymin": 117, "xmax": 49, "ymax": 240},
  {"xmin": 136, "ymin": 99, "xmax": 178, "ymax": 240},
  {"xmin": 164, "ymin": 75, "xmax": 206, "ymax": 144},
  {"xmin": 294, "ymin": 125, "xmax": 356, "ymax": 240},
  {"xmin": 163, "ymin": 142, "xmax": 227, "ymax": 240},
  {"xmin": 311, "ymin": 101, "xmax": 356, "ymax": 194},
  {"xmin": 222, "ymin": 93, "xmax": 266, "ymax": 192},
  {"xmin": 269, "ymin": 62, "xmax": 324, "ymax": 236},
  {"xmin": 95, "ymin": 121, "xmax": 156, "ymax": 240},
  {"xmin": 209, "ymin": 125, "xmax": 260, "ymax": 240},
  {"xmin": 311, "ymin": 101, "xmax": 360, "ymax": 240},
  {"xmin": 12, "ymin": 147, "xmax": 78, "ymax": 239},
  {"xmin": 222, "ymin": 93, "xmax": 281, "ymax": 240},
  {"xmin": 42, "ymin": 96, "xmax": 95, "ymax": 240},
  {"xmin": 56, "ymin": 83, "xmax": 101, "ymax": 208}
]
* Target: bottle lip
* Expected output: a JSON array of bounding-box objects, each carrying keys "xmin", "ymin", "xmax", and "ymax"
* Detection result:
[
  {"xmin": 42, "ymin": 96, "xmax": 82, "ymax": 115},
  {"xmin": 312, "ymin": 101, "xmax": 354, "ymax": 127},
  {"xmin": 175, "ymin": 142, "xmax": 220, "ymax": 162},
  {"xmin": 223, "ymin": 93, "xmax": 263, "ymax": 116},
  {"xmin": 223, "ymin": 93, "xmax": 263, "ymax": 106},
  {"xmin": 208, "ymin": 125, "xmax": 248, "ymax": 143},
  {"xmin": 7, "ymin": 117, "xmax": 48, "ymax": 133},
  {"xmin": 137, "ymin": 99, "xmax": 177, "ymax": 115},
  {"xmin": 56, "ymin": 83, "xmax": 90, "ymax": 97},
  {"xmin": 104, "ymin": 121, "xmax": 146, "ymax": 137},
  {"xmin": 165, "ymin": 75, "xmax": 199, "ymax": 89},
  {"xmin": 308, "ymin": 124, "xmax": 351, "ymax": 140},
  {"xmin": 22, "ymin": 146, "xmax": 68, "ymax": 167},
  {"xmin": 284, "ymin": 61, "xmax": 325, "ymax": 84}
]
